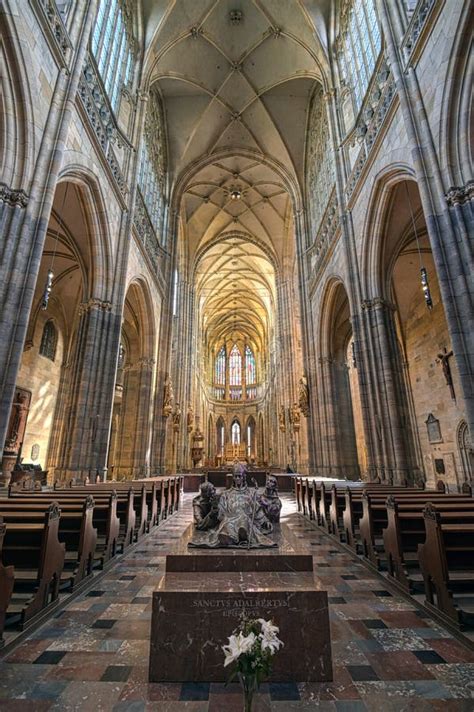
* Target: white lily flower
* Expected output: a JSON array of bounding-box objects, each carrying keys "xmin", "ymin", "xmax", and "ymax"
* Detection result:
[
  {"xmin": 260, "ymin": 630, "xmax": 283, "ymax": 654},
  {"xmin": 257, "ymin": 619, "xmax": 280, "ymax": 638},
  {"xmin": 222, "ymin": 631, "xmax": 257, "ymax": 667}
]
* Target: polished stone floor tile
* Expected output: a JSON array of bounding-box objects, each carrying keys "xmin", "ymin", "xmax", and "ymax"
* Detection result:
[{"xmin": 0, "ymin": 495, "xmax": 471, "ymax": 710}]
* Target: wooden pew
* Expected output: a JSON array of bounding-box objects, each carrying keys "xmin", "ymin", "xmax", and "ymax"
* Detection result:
[
  {"xmin": 418, "ymin": 503, "xmax": 474, "ymax": 629},
  {"xmin": 0, "ymin": 521, "xmax": 14, "ymax": 646},
  {"xmin": 359, "ymin": 492, "xmax": 472, "ymax": 568},
  {"xmin": 1, "ymin": 503, "xmax": 66, "ymax": 629},
  {"xmin": 294, "ymin": 477, "xmax": 302, "ymax": 512},
  {"xmin": 12, "ymin": 489, "xmax": 135, "ymax": 553},
  {"xmin": 383, "ymin": 496, "xmax": 474, "ymax": 593},
  {"xmin": 0, "ymin": 496, "xmax": 97, "ymax": 590},
  {"xmin": 306, "ymin": 479, "xmax": 315, "ymax": 521},
  {"xmin": 340, "ymin": 485, "xmax": 420, "ymax": 547},
  {"xmin": 301, "ymin": 479, "xmax": 309, "ymax": 517}
]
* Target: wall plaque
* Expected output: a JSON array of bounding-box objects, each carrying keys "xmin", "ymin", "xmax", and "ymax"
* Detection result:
[
  {"xmin": 434, "ymin": 458, "xmax": 445, "ymax": 474},
  {"xmin": 426, "ymin": 413, "xmax": 442, "ymax": 444}
]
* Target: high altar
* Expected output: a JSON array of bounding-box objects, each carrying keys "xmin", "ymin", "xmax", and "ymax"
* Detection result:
[{"xmin": 224, "ymin": 443, "xmax": 246, "ymax": 462}]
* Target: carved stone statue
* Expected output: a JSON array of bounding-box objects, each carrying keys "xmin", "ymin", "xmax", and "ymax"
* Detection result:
[
  {"xmin": 192, "ymin": 482, "xmax": 220, "ymax": 530},
  {"xmin": 298, "ymin": 375, "xmax": 309, "ymax": 417},
  {"xmin": 162, "ymin": 374, "xmax": 173, "ymax": 417},
  {"xmin": 189, "ymin": 465, "xmax": 276, "ymax": 549},
  {"xmin": 5, "ymin": 390, "xmax": 29, "ymax": 452},
  {"xmin": 437, "ymin": 347, "xmax": 455, "ymax": 400},
  {"xmin": 172, "ymin": 403, "xmax": 181, "ymax": 429},
  {"xmin": 278, "ymin": 405, "xmax": 286, "ymax": 432},
  {"xmin": 187, "ymin": 405, "xmax": 194, "ymax": 433},
  {"xmin": 290, "ymin": 403, "xmax": 300, "ymax": 429},
  {"xmin": 259, "ymin": 476, "xmax": 282, "ymax": 523}
]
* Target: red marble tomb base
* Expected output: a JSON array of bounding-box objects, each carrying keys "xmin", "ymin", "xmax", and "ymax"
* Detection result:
[{"xmin": 149, "ymin": 569, "xmax": 333, "ymax": 682}]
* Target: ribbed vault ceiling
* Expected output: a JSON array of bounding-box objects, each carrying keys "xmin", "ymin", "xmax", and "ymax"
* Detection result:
[
  {"xmin": 195, "ymin": 234, "xmax": 275, "ymax": 354},
  {"xmin": 143, "ymin": 0, "xmax": 329, "ymax": 371}
]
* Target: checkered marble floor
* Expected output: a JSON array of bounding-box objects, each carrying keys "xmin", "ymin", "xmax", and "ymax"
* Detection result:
[{"xmin": 0, "ymin": 495, "xmax": 473, "ymax": 710}]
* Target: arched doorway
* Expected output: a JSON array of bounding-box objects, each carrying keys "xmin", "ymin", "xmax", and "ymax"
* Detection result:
[
  {"xmin": 246, "ymin": 416, "xmax": 256, "ymax": 462},
  {"xmin": 377, "ymin": 178, "xmax": 469, "ymax": 489},
  {"xmin": 1, "ymin": 179, "xmax": 108, "ymax": 483},
  {"xmin": 216, "ymin": 416, "xmax": 225, "ymax": 461},
  {"xmin": 320, "ymin": 281, "xmax": 365, "ymax": 480},
  {"xmin": 207, "ymin": 413, "xmax": 214, "ymax": 465},
  {"xmin": 110, "ymin": 280, "xmax": 156, "ymax": 479},
  {"xmin": 258, "ymin": 412, "xmax": 265, "ymax": 464},
  {"xmin": 457, "ymin": 420, "xmax": 473, "ymax": 485},
  {"xmin": 231, "ymin": 419, "xmax": 241, "ymax": 444}
]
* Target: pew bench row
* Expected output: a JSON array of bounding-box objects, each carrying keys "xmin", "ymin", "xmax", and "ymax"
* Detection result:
[
  {"xmin": 295, "ymin": 477, "xmax": 474, "ymax": 630},
  {"xmin": 0, "ymin": 476, "xmax": 182, "ymax": 646}
]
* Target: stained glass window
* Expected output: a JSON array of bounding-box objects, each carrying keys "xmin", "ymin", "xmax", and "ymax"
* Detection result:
[
  {"xmin": 229, "ymin": 345, "xmax": 242, "ymax": 386},
  {"xmin": 215, "ymin": 346, "xmax": 226, "ymax": 385},
  {"xmin": 307, "ymin": 87, "xmax": 335, "ymax": 235},
  {"xmin": 39, "ymin": 321, "xmax": 57, "ymax": 361},
  {"xmin": 231, "ymin": 421, "xmax": 241, "ymax": 444},
  {"xmin": 91, "ymin": 0, "xmax": 135, "ymax": 113},
  {"xmin": 245, "ymin": 346, "xmax": 256, "ymax": 385},
  {"xmin": 337, "ymin": 0, "xmax": 381, "ymax": 112},
  {"xmin": 138, "ymin": 88, "xmax": 166, "ymax": 238}
]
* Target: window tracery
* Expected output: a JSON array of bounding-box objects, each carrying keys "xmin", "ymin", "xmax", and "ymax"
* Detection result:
[
  {"xmin": 215, "ymin": 346, "xmax": 226, "ymax": 385},
  {"xmin": 138, "ymin": 88, "xmax": 166, "ymax": 239},
  {"xmin": 39, "ymin": 321, "xmax": 57, "ymax": 361},
  {"xmin": 212, "ymin": 344, "xmax": 258, "ymax": 400},
  {"xmin": 91, "ymin": 0, "xmax": 135, "ymax": 113},
  {"xmin": 245, "ymin": 345, "xmax": 256, "ymax": 386},
  {"xmin": 229, "ymin": 345, "xmax": 242, "ymax": 386},
  {"xmin": 307, "ymin": 86, "xmax": 336, "ymax": 236},
  {"xmin": 336, "ymin": 0, "xmax": 381, "ymax": 113}
]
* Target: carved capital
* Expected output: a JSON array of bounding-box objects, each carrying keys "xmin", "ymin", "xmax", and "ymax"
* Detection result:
[
  {"xmin": 137, "ymin": 89, "xmax": 149, "ymax": 103},
  {"xmin": 361, "ymin": 297, "xmax": 395, "ymax": 312},
  {"xmin": 0, "ymin": 182, "xmax": 29, "ymax": 208},
  {"xmin": 79, "ymin": 298, "xmax": 113, "ymax": 315},
  {"xmin": 446, "ymin": 180, "xmax": 474, "ymax": 207},
  {"xmin": 138, "ymin": 357, "xmax": 156, "ymax": 369}
]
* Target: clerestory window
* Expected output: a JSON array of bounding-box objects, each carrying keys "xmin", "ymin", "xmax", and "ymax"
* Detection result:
[
  {"xmin": 91, "ymin": 0, "xmax": 135, "ymax": 113},
  {"xmin": 337, "ymin": 0, "xmax": 382, "ymax": 112}
]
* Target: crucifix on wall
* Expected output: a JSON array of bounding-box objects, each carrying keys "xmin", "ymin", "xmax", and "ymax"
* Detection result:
[{"xmin": 436, "ymin": 346, "xmax": 455, "ymax": 401}]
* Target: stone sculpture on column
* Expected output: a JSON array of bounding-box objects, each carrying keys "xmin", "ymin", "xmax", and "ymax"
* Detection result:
[
  {"xmin": 298, "ymin": 374, "xmax": 309, "ymax": 417},
  {"xmin": 162, "ymin": 374, "xmax": 173, "ymax": 417}
]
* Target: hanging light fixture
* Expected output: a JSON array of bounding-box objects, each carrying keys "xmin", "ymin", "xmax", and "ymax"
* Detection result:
[
  {"xmin": 404, "ymin": 182, "xmax": 433, "ymax": 310},
  {"xmin": 41, "ymin": 182, "xmax": 70, "ymax": 311},
  {"xmin": 41, "ymin": 269, "xmax": 54, "ymax": 310}
]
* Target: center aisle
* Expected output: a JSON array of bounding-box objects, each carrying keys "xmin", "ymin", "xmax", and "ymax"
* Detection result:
[{"xmin": 0, "ymin": 495, "xmax": 472, "ymax": 710}]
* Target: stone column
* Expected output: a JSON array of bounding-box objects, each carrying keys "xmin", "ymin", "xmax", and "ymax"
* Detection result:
[
  {"xmin": 117, "ymin": 357, "xmax": 155, "ymax": 478},
  {"xmin": 323, "ymin": 87, "xmax": 379, "ymax": 481},
  {"xmin": 0, "ymin": 0, "xmax": 97, "ymax": 454},
  {"xmin": 377, "ymin": 0, "xmax": 474, "ymax": 438},
  {"xmin": 294, "ymin": 210, "xmax": 321, "ymax": 476},
  {"xmin": 360, "ymin": 297, "xmax": 418, "ymax": 483},
  {"xmin": 317, "ymin": 355, "xmax": 337, "ymax": 477},
  {"xmin": 55, "ymin": 298, "xmax": 121, "ymax": 481}
]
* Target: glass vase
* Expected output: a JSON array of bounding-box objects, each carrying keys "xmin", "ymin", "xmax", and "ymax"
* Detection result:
[{"xmin": 239, "ymin": 672, "xmax": 258, "ymax": 712}]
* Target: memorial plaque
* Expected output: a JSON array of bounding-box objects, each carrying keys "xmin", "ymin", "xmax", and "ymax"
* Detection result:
[{"xmin": 149, "ymin": 588, "xmax": 332, "ymax": 682}]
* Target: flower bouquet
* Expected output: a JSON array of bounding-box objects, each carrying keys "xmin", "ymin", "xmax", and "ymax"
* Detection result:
[{"xmin": 222, "ymin": 617, "xmax": 284, "ymax": 712}]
